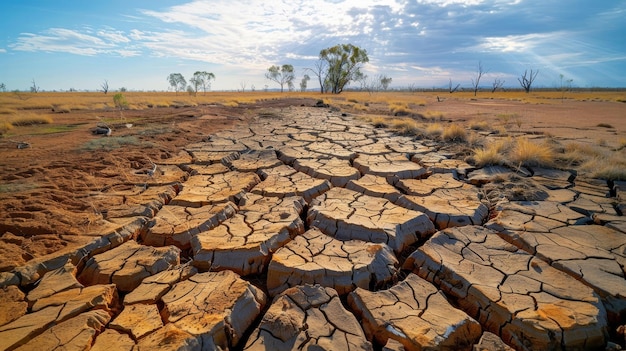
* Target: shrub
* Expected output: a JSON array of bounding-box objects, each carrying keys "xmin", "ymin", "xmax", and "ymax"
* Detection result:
[{"xmin": 391, "ymin": 119, "xmax": 421, "ymax": 136}]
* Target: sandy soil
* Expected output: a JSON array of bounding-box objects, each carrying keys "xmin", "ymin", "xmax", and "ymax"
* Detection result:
[{"xmin": 0, "ymin": 96, "xmax": 624, "ymax": 270}]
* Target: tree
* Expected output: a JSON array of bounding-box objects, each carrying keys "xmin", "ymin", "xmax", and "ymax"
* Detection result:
[
  {"xmin": 448, "ymin": 78, "xmax": 460, "ymax": 93},
  {"xmin": 380, "ymin": 75, "xmax": 392, "ymax": 91},
  {"xmin": 491, "ymin": 78, "xmax": 505, "ymax": 93},
  {"xmin": 0, "ymin": 83, "xmax": 6, "ymax": 92},
  {"xmin": 518, "ymin": 69, "xmax": 539, "ymax": 93},
  {"xmin": 559, "ymin": 74, "xmax": 573, "ymax": 101},
  {"xmin": 320, "ymin": 44, "xmax": 369, "ymax": 94},
  {"xmin": 299, "ymin": 74, "xmax": 310, "ymax": 92},
  {"xmin": 265, "ymin": 64, "xmax": 295, "ymax": 93},
  {"xmin": 30, "ymin": 79, "xmax": 39, "ymax": 93},
  {"xmin": 167, "ymin": 73, "xmax": 186, "ymax": 95},
  {"xmin": 100, "ymin": 80, "xmax": 109, "ymax": 94},
  {"xmin": 191, "ymin": 71, "xmax": 215, "ymax": 95},
  {"xmin": 471, "ymin": 61, "xmax": 486, "ymax": 96},
  {"xmin": 306, "ymin": 59, "xmax": 328, "ymax": 94},
  {"xmin": 113, "ymin": 93, "xmax": 128, "ymax": 119},
  {"xmin": 239, "ymin": 81, "xmax": 247, "ymax": 92}
]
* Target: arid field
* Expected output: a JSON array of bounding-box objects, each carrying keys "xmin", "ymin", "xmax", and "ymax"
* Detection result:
[{"xmin": 0, "ymin": 90, "xmax": 625, "ymax": 350}]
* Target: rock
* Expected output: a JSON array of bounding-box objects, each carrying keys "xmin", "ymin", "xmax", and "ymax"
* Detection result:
[
  {"xmin": 143, "ymin": 202, "xmax": 237, "ymax": 248},
  {"xmin": 170, "ymin": 172, "xmax": 260, "ymax": 207},
  {"xmin": 135, "ymin": 323, "xmax": 202, "ymax": 350},
  {"xmin": 78, "ymin": 241, "xmax": 180, "ymax": 292},
  {"xmin": 110, "ymin": 304, "xmax": 163, "ymax": 339},
  {"xmin": 91, "ymin": 329, "xmax": 135, "ymax": 351},
  {"xmin": 26, "ymin": 261, "xmax": 83, "ymax": 302},
  {"xmin": 192, "ymin": 194, "xmax": 305, "ymax": 275},
  {"xmin": 308, "ymin": 187, "xmax": 435, "ymax": 253},
  {"xmin": 293, "ymin": 157, "xmax": 361, "ymax": 187},
  {"xmin": 0, "ymin": 285, "xmax": 27, "ymax": 326},
  {"xmin": 244, "ymin": 285, "xmax": 373, "ymax": 351},
  {"xmin": 348, "ymin": 273, "xmax": 482, "ymax": 350},
  {"xmin": 404, "ymin": 226, "xmax": 608, "ymax": 351},
  {"xmin": 252, "ymin": 165, "xmax": 332, "ymax": 204},
  {"xmin": 0, "ymin": 284, "xmax": 117, "ymax": 350},
  {"xmin": 161, "ymin": 270, "xmax": 266, "ymax": 349},
  {"xmin": 124, "ymin": 265, "xmax": 197, "ymax": 305},
  {"xmin": 396, "ymin": 188, "xmax": 489, "ymax": 229},
  {"xmin": 346, "ymin": 174, "xmax": 402, "ymax": 202},
  {"xmin": 353, "ymin": 153, "xmax": 427, "ymax": 183},
  {"xmin": 226, "ymin": 149, "xmax": 283, "ymax": 172},
  {"xmin": 13, "ymin": 310, "xmax": 110, "ymax": 351},
  {"xmin": 267, "ymin": 227, "xmax": 398, "ymax": 296}
]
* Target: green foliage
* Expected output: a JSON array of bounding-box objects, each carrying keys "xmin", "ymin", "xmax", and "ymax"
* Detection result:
[
  {"xmin": 113, "ymin": 93, "xmax": 128, "ymax": 110},
  {"xmin": 265, "ymin": 64, "xmax": 295, "ymax": 92},
  {"xmin": 167, "ymin": 73, "xmax": 187, "ymax": 94},
  {"xmin": 191, "ymin": 71, "xmax": 215, "ymax": 95},
  {"xmin": 320, "ymin": 44, "xmax": 369, "ymax": 94}
]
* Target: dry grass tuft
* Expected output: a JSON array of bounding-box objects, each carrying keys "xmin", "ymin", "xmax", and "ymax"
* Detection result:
[
  {"xmin": 391, "ymin": 118, "xmax": 422, "ymax": 135},
  {"xmin": 0, "ymin": 121, "xmax": 14, "ymax": 136},
  {"xmin": 425, "ymin": 123, "xmax": 443, "ymax": 138},
  {"xmin": 473, "ymin": 139, "xmax": 512, "ymax": 167},
  {"xmin": 10, "ymin": 113, "xmax": 53, "ymax": 126},
  {"xmin": 509, "ymin": 138, "xmax": 555, "ymax": 168},
  {"xmin": 423, "ymin": 110, "xmax": 444, "ymax": 120},
  {"xmin": 221, "ymin": 101, "xmax": 239, "ymax": 107},
  {"xmin": 469, "ymin": 120, "xmax": 489, "ymax": 131},
  {"xmin": 442, "ymin": 124, "xmax": 467, "ymax": 142},
  {"xmin": 389, "ymin": 102, "xmax": 412, "ymax": 116}
]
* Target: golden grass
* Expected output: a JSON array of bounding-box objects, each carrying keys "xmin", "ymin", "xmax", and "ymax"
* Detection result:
[
  {"xmin": 441, "ymin": 124, "xmax": 467, "ymax": 142},
  {"xmin": 509, "ymin": 138, "xmax": 555, "ymax": 168},
  {"xmin": 0, "ymin": 121, "xmax": 13, "ymax": 136},
  {"xmin": 472, "ymin": 138, "xmax": 512, "ymax": 167},
  {"xmin": 423, "ymin": 110, "xmax": 444, "ymax": 120},
  {"xmin": 9, "ymin": 113, "xmax": 53, "ymax": 126},
  {"xmin": 388, "ymin": 102, "xmax": 412, "ymax": 116},
  {"xmin": 391, "ymin": 118, "xmax": 422, "ymax": 135},
  {"xmin": 425, "ymin": 123, "xmax": 443, "ymax": 138},
  {"xmin": 221, "ymin": 101, "xmax": 239, "ymax": 107},
  {"xmin": 469, "ymin": 120, "xmax": 490, "ymax": 131}
]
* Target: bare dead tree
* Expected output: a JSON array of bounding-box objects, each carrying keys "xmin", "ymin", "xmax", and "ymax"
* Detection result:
[
  {"xmin": 448, "ymin": 78, "xmax": 460, "ymax": 93},
  {"xmin": 305, "ymin": 59, "xmax": 328, "ymax": 94},
  {"xmin": 239, "ymin": 81, "xmax": 247, "ymax": 92},
  {"xmin": 100, "ymin": 80, "xmax": 109, "ymax": 94},
  {"xmin": 518, "ymin": 69, "xmax": 539, "ymax": 93},
  {"xmin": 471, "ymin": 61, "xmax": 486, "ymax": 96},
  {"xmin": 491, "ymin": 78, "xmax": 505, "ymax": 93},
  {"xmin": 30, "ymin": 79, "xmax": 39, "ymax": 93}
]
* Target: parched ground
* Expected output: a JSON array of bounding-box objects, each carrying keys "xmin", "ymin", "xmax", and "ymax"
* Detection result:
[{"xmin": 0, "ymin": 95, "xmax": 625, "ymax": 350}]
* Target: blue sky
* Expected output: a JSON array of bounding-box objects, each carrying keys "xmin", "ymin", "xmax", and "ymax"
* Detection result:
[{"xmin": 1, "ymin": 0, "xmax": 625, "ymax": 91}]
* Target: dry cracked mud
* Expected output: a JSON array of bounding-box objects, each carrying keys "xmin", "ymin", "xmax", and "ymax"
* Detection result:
[{"xmin": 1, "ymin": 105, "xmax": 624, "ymax": 350}]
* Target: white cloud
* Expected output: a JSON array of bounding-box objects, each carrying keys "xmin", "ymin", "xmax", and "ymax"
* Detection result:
[
  {"xmin": 9, "ymin": 27, "xmax": 138, "ymax": 57},
  {"xmin": 0, "ymin": 48, "xmax": 6, "ymax": 53},
  {"xmin": 477, "ymin": 32, "xmax": 565, "ymax": 53}
]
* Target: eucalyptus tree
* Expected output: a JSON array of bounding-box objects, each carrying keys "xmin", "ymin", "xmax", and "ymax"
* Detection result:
[
  {"xmin": 319, "ymin": 44, "xmax": 369, "ymax": 94},
  {"xmin": 192, "ymin": 71, "xmax": 215, "ymax": 95},
  {"xmin": 167, "ymin": 73, "xmax": 186, "ymax": 94},
  {"xmin": 265, "ymin": 64, "xmax": 295, "ymax": 93}
]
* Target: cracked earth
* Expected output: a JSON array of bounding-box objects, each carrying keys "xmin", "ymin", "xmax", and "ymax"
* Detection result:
[{"xmin": 1, "ymin": 105, "xmax": 625, "ymax": 350}]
